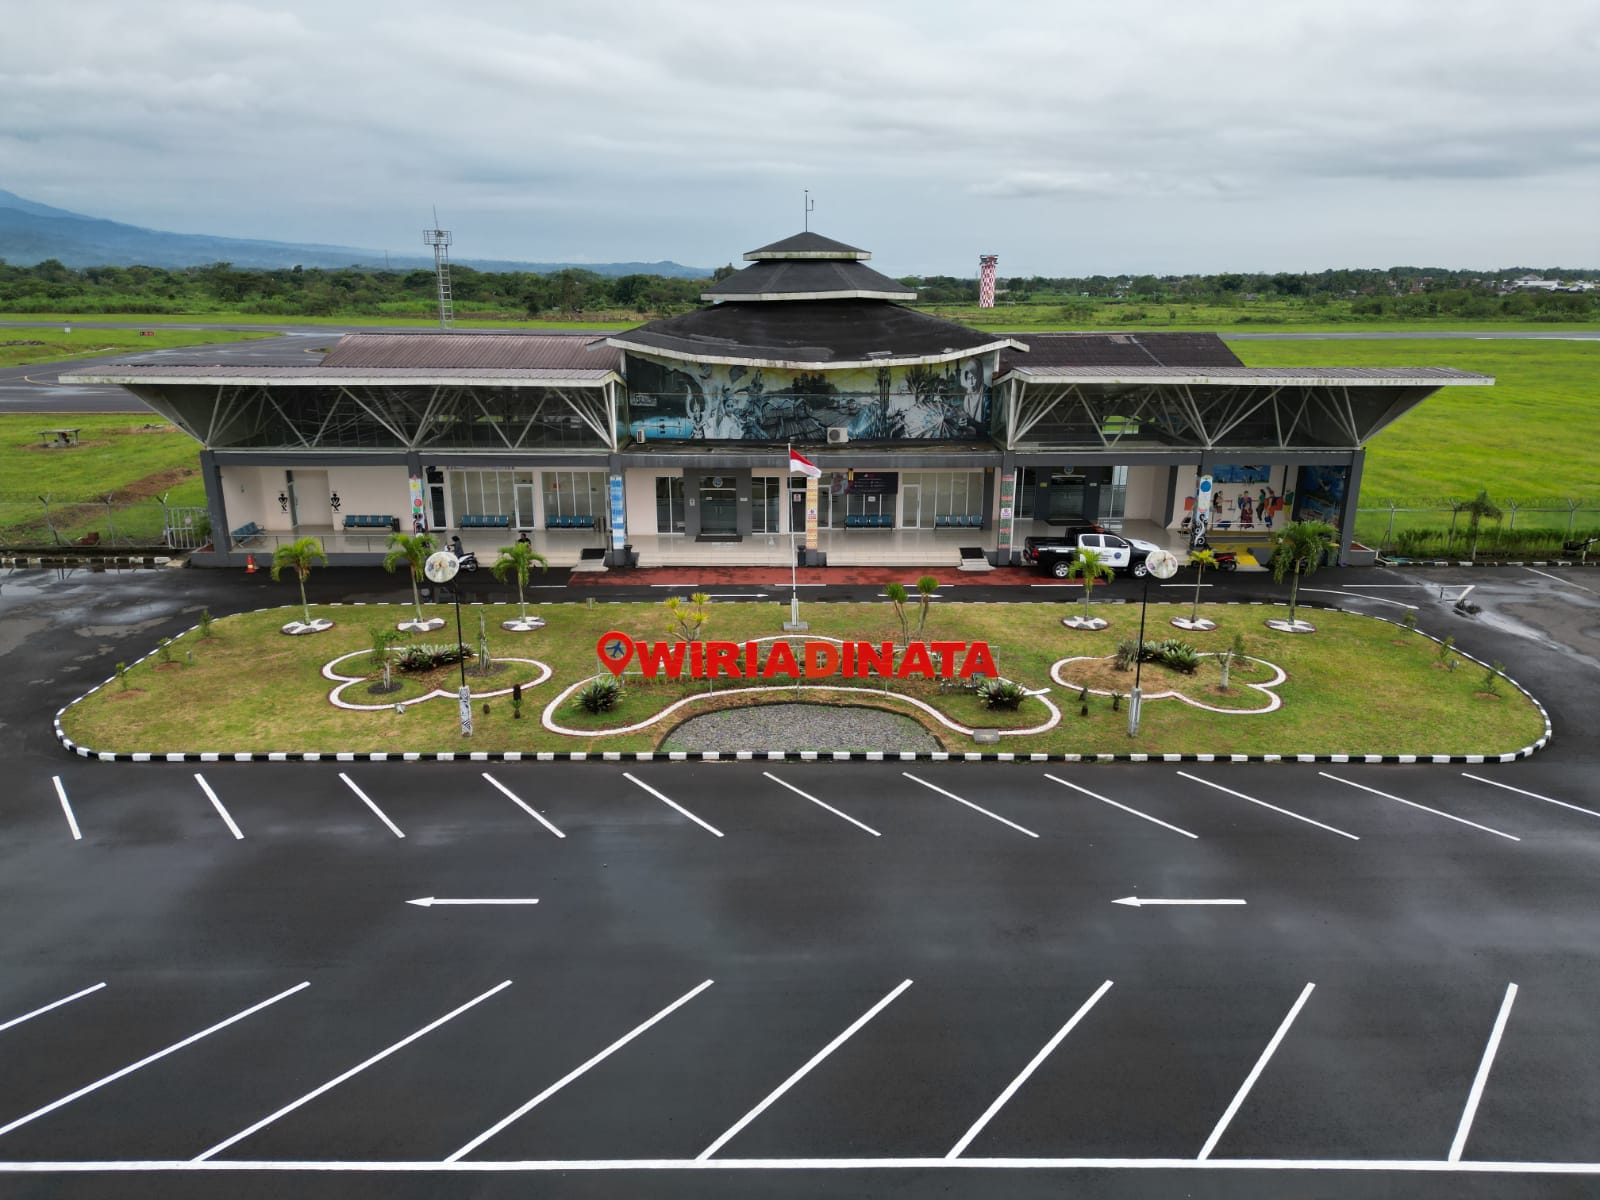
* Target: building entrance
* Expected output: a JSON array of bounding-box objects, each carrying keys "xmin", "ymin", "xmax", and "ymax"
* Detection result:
[{"xmin": 698, "ymin": 478, "xmax": 738, "ymax": 537}]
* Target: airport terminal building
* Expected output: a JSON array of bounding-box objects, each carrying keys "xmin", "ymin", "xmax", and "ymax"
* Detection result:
[{"xmin": 70, "ymin": 231, "xmax": 1493, "ymax": 569}]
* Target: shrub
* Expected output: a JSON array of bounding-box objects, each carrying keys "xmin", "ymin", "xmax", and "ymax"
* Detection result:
[
  {"xmin": 156, "ymin": 639, "xmax": 173, "ymax": 665},
  {"xmin": 1402, "ymin": 610, "xmax": 1418, "ymax": 632},
  {"xmin": 199, "ymin": 609, "xmax": 213, "ymax": 638},
  {"xmin": 976, "ymin": 678, "xmax": 1027, "ymax": 710},
  {"xmin": 1159, "ymin": 643, "xmax": 1202, "ymax": 674},
  {"xmin": 115, "ymin": 661, "xmax": 127, "ymax": 690},
  {"xmin": 396, "ymin": 642, "xmax": 473, "ymax": 672},
  {"xmin": 577, "ymin": 675, "xmax": 624, "ymax": 713},
  {"xmin": 1114, "ymin": 639, "xmax": 1140, "ymax": 671},
  {"xmin": 1437, "ymin": 635, "xmax": 1455, "ymax": 663},
  {"xmin": 1483, "ymin": 660, "xmax": 1505, "ymax": 695}
]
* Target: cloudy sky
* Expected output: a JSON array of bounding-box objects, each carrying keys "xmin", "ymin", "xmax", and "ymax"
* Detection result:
[{"xmin": 4, "ymin": 0, "xmax": 1598, "ymax": 276}]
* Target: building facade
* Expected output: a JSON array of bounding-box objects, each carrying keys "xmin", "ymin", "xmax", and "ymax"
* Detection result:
[{"xmin": 69, "ymin": 231, "xmax": 1492, "ymax": 568}]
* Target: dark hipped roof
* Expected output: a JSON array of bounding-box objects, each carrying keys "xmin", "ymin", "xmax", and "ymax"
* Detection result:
[
  {"xmin": 701, "ymin": 257, "xmax": 917, "ymax": 302},
  {"xmin": 744, "ymin": 231, "xmax": 870, "ymax": 260},
  {"xmin": 320, "ymin": 331, "xmax": 621, "ymax": 371},
  {"xmin": 609, "ymin": 299, "xmax": 1018, "ymax": 368},
  {"xmin": 997, "ymin": 332, "xmax": 1243, "ymax": 373}
]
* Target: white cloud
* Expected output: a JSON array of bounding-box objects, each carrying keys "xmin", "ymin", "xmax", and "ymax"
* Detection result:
[{"xmin": 1, "ymin": 0, "xmax": 1597, "ymax": 272}]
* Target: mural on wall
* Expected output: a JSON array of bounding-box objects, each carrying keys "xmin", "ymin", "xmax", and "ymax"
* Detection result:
[
  {"xmin": 1211, "ymin": 464, "xmax": 1272, "ymax": 484},
  {"xmin": 1292, "ymin": 465, "xmax": 1348, "ymax": 528},
  {"xmin": 624, "ymin": 353, "xmax": 990, "ymax": 442}
]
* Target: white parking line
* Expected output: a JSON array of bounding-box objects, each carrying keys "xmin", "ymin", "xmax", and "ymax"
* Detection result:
[
  {"xmin": 1198, "ymin": 982, "xmax": 1316, "ymax": 1161},
  {"xmin": 1461, "ymin": 773, "xmax": 1600, "ymax": 821},
  {"xmin": 51, "ymin": 776, "xmax": 80, "ymax": 841},
  {"xmin": 194, "ymin": 980, "xmax": 512, "ymax": 1162},
  {"xmin": 1043, "ymin": 775, "xmax": 1198, "ymax": 839},
  {"xmin": 1176, "ymin": 772, "xmax": 1360, "ymax": 841},
  {"xmin": 947, "ymin": 980, "xmax": 1114, "ymax": 1159},
  {"xmin": 1523, "ymin": 566, "xmax": 1596, "ymax": 594},
  {"xmin": 762, "ymin": 772, "xmax": 881, "ymax": 836},
  {"xmin": 448, "ymin": 979, "xmax": 714, "ymax": 1161},
  {"xmin": 338, "ymin": 772, "xmax": 405, "ymax": 838},
  {"xmin": 699, "ymin": 979, "xmax": 913, "ymax": 1160},
  {"xmin": 1450, "ymin": 983, "xmax": 1519, "ymax": 1162},
  {"xmin": 623, "ymin": 773, "xmax": 724, "ymax": 837},
  {"xmin": 1318, "ymin": 773, "xmax": 1520, "ymax": 842},
  {"xmin": 481, "ymin": 773, "xmax": 566, "ymax": 838},
  {"xmin": 902, "ymin": 774, "xmax": 1039, "ymax": 838},
  {"xmin": 0, "ymin": 982, "xmax": 309, "ymax": 1141},
  {"xmin": 193, "ymin": 774, "xmax": 243, "ymax": 840},
  {"xmin": 0, "ymin": 983, "xmax": 107, "ymax": 1036}
]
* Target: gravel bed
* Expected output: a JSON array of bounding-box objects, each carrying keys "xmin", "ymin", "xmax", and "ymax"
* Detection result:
[{"xmin": 660, "ymin": 702, "xmax": 942, "ymax": 754}]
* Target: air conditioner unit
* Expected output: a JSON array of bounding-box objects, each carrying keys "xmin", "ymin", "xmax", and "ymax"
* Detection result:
[{"xmin": 826, "ymin": 426, "xmax": 850, "ymax": 444}]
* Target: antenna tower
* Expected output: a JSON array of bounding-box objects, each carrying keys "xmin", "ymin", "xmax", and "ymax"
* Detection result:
[
  {"xmin": 978, "ymin": 254, "xmax": 999, "ymax": 308},
  {"xmin": 423, "ymin": 210, "xmax": 454, "ymax": 330},
  {"xmin": 804, "ymin": 189, "xmax": 814, "ymax": 231}
]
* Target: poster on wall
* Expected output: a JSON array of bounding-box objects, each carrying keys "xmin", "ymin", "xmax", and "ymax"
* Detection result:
[
  {"xmin": 625, "ymin": 353, "xmax": 991, "ymax": 442},
  {"xmin": 609, "ymin": 475, "xmax": 625, "ymax": 550},
  {"xmin": 1292, "ymin": 466, "xmax": 1348, "ymax": 528},
  {"xmin": 408, "ymin": 475, "xmax": 426, "ymax": 532}
]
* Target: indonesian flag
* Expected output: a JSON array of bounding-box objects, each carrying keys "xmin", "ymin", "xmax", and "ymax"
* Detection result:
[{"xmin": 788, "ymin": 448, "xmax": 822, "ymax": 479}]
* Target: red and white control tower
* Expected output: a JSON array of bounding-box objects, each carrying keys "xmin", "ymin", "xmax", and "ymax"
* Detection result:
[{"xmin": 978, "ymin": 255, "xmax": 999, "ymax": 308}]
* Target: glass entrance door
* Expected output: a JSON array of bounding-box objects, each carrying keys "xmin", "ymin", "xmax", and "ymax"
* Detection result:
[
  {"xmin": 655, "ymin": 476, "xmax": 685, "ymax": 533},
  {"xmin": 515, "ymin": 483, "xmax": 537, "ymax": 529},
  {"xmin": 901, "ymin": 483, "xmax": 922, "ymax": 528},
  {"xmin": 699, "ymin": 479, "xmax": 738, "ymax": 536},
  {"xmin": 1048, "ymin": 474, "xmax": 1085, "ymax": 521}
]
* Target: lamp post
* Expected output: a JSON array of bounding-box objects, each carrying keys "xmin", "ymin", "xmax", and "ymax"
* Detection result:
[
  {"xmin": 1129, "ymin": 548, "xmax": 1179, "ymax": 737},
  {"xmin": 425, "ymin": 550, "xmax": 472, "ymax": 737}
]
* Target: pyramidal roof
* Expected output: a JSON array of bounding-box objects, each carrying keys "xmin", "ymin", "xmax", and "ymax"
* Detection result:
[{"xmin": 702, "ymin": 231, "xmax": 916, "ymax": 302}]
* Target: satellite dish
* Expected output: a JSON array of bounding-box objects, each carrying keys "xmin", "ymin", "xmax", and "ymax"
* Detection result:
[
  {"xmin": 1145, "ymin": 548, "xmax": 1181, "ymax": 580},
  {"xmin": 424, "ymin": 551, "xmax": 460, "ymax": 584}
]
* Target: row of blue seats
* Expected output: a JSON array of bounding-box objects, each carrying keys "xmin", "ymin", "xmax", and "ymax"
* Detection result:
[
  {"xmin": 844, "ymin": 513, "xmax": 894, "ymax": 529},
  {"xmin": 545, "ymin": 514, "xmax": 597, "ymax": 529},
  {"xmin": 934, "ymin": 514, "xmax": 983, "ymax": 528},
  {"xmin": 342, "ymin": 514, "xmax": 398, "ymax": 530},
  {"xmin": 460, "ymin": 514, "xmax": 511, "ymax": 528}
]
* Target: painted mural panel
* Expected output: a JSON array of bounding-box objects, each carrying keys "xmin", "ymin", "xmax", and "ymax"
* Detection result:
[{"xmin": 624, "ymin": 353, "xmax": 990, "ymax": 442}]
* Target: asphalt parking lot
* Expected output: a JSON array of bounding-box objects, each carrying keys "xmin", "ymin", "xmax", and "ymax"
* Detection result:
[{"xmin": 1, "ymin": 562, "xmax": 1597, "ymax": 1199}]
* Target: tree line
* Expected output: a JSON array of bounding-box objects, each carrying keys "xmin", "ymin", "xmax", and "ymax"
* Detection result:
[{"xmin": 0, "ymin": 258, "xmax": 1595, "ymax": 320}]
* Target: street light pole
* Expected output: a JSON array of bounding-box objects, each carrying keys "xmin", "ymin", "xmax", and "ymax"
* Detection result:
[
  {"xmin": 1129, "ymin": 548, "xmax": 1179, "ymax": 737},
  {"xmin": 425, "ymin": 549, "xmax": 472, "ymax": 737}
]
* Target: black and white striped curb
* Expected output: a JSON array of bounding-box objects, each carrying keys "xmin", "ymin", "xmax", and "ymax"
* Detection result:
[
  {"xmin": 1378, "ymin": 558, "xmax": 1600, "ymax": 568},
  {"xmin": 53, "ymin": 601, "xmax": 1552, "ymax": 765}
]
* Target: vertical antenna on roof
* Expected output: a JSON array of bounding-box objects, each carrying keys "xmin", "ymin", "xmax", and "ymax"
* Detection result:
[
  {"xmin": 423, "ymin": 207, "xmax": 454, "ymax": 331},
  {"xmin": 804, "ymin": 190, "xmax": 814, "ymax": 232}
]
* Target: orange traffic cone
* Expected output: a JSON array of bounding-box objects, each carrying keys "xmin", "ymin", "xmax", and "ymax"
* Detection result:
[{"xmin": 246, "ymin": 554, "xmax": 258, "ymax": 574}]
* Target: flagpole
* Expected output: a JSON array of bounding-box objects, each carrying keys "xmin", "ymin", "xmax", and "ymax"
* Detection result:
[{"xmin": 787, "ymin": 441, "xmax": 801, "ymax": 628}]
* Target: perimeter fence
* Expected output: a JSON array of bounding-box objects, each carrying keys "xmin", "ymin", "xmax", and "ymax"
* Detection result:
[
  {"xmin": 0, "ymin": 493, "xmax": 209, "ymax": 550},
  {"xmin": 1356, "ymin": 498, "xmax": 1600, "ymax": 559}
]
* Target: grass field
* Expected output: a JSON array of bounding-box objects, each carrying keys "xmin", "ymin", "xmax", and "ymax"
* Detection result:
[
  {"xmin": 58, "ymin": 601, "xmax": 1546, "ymax": 758},
  {"xmin": 0, "ymin": 415, "xmax": 207, "ymax": 543},
  {"xmin": 0, "ymin": 326, "xmax": 276, "ymax": 368}
]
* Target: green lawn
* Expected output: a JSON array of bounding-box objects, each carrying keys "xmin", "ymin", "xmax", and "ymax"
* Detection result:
[
  {"xmin": 0, "ymin": 325, "xmax": 276, "ymax": 368},
  {"xmin": 59, "ymin": 601, "xmax": 1546, "ymax": 758},
  {"xmin": 0, "ymin": 415, "xmax": 207, "ymax": 543}
]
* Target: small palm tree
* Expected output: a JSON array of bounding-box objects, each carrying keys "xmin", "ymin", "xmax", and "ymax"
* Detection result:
[
  {"xmin": 915, "ymin": 575, "xmax": 939, "ymax": 635},
  {"xmin": 270, "ymin": 536, "xmax": 326, "ymax": 624},
  {"xmin": 491, "ymin": 541, "xmax": 549, "ymax": 623},
  {"xmin": 1068, "ymin": 549, "xmax": 1115, "ymax": 621},
  {"xmin": 383, "ymin": 531, "xmax": 436, "ymax": 622},
  {"xmin": 1462, "ymin": 489, "xmax": 1502, "ymax": 561},
  {"xmin": 1187, "ymin": 548, "xmax": 1218, "ymax": 623},
  {"xmin": 369, "ymin": 626, "xmax": 401, "ymax": 690},
  {"xmin": 1270, "ymin": 520, "xmax": 1337, "ymax": 624},
  {"xmin": 885, "ymin": 582, "xmax": 910, "ymax": 642}
]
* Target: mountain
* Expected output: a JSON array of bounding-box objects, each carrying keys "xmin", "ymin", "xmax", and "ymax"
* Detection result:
[{"xmin": 0, "ymin": 189, "xmax": 711, "ymax": 277}]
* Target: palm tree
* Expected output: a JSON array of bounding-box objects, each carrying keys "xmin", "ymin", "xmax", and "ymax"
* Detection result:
[
  {"xmin": 369, "ymin": 626, "xmax": 401, "ymax": 691},
  {"xmin": 915, "ymin": 575, "xmax": 939, "ymax": 635},
  {"xmin": 1067, "ymin": 548, "xmax": 1115, "ymax": 622},
  {"xmin": 1270, "ymin": 520, "xmax": 1337, "ymax": 625},
  {"xmin": 270, "ymin": 536, "xmax": 326, "ymax": 624},
  {"xmin": 1462, "ymin": 489, "xmax": 1502, "ymax": 561},
  {"xmin": 383, "ymin": 531, "xmax": 436, "ymax": 623},
  {"xmin": 491, "ymin": 541, "xmax": 549, "ymax": 624},
  {"xmin": 1187, "ymin": 548, "xmax": 1218, "ymax": 624},
  {"xmin": 885, "ymin": 582, "xmax": 910, "ymax": 642}
]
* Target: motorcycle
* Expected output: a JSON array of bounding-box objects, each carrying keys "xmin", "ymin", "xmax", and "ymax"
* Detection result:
[{"xmin": 448, "ymin": 537, "xmax": 480, "ymax": 572}]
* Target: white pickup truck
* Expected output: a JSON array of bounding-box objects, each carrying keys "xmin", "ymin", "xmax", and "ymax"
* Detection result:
[{"xmin": 1023, "ymin": 530, "xmax": 1163, "ymax": 577}]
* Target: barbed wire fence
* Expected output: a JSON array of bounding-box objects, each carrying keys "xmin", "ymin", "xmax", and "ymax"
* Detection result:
[{"xmin": 0, "ymin": 492, "xmax": 210, "ymax": 551}]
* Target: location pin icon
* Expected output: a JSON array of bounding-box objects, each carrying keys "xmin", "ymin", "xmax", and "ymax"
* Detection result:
[{"xmin": 596, "ymin": 631, "xmax": 634, "ymax": 676}]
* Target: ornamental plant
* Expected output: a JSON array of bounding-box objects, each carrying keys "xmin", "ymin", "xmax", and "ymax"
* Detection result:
[
  {"xmin": 491, "ymin": 541, "xmax": 549, "ymax": 623},
  {"xmin": 270, "ymin": 536, "xmax": 328, "ymax": 625},
  {"xmin": 383, "ymin": 531, "xmax": 437, "ymax": 623}
]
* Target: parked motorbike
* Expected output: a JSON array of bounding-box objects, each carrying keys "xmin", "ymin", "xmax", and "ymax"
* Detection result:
[{"xmin": 448, "ymin": 537, "xmax": 480, "ymax": 572}]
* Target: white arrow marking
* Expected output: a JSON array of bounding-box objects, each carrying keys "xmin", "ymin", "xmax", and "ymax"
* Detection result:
[
  {"xmin": 1112, "ymin": 897, "xmax": 1246, "ymax": 908},
  {"xmin": 407, "ymin": 897, "xmax": 539, "ymax": 907}
]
